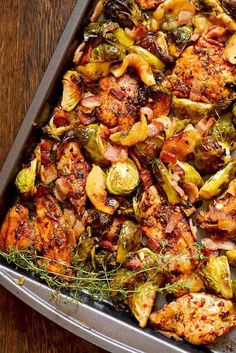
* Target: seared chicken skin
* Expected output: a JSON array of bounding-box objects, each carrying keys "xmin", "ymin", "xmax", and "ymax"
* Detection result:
[
  {"xmin": 34, "ymin": 193, "xmax": 76, "ymax": 275},
  {"xmin": 0, "ymin": 204, "xmax": 34, "ymax": 251},
  {"xmin": 135, "ymin": 186, "xmax": 197, "ymax": 274},
  {"xmin": 56, "ymin": 140, "xmax": 90, "ymax": 217},
  {"xmin": 150, "ymin": 293, "xmax": 236, "ymax": 345},
  {"xmin": 96, "ymin": 74, "xmax": 138, "ymax": 128},
  {"xmin": 197, "ymin": 178, "xmax": 236, "ymax": 238},
  {"xmin": 164, "ymin": 38, "xmax": 236, "ymax": 107}
]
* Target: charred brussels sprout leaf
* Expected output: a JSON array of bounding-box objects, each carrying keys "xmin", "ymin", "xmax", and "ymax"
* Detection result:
[
  {"xmin": 199, "ymin": 161, "xmax": 236, "ymax": 200},
  {"xmin": 84, "ymin": 23, "xmax": 102, "ymax": 42},
  {"xmin": 176, "ymin": 161, "xmax": 203, "ymax": 187},
  {"xmin": 111, "ymin": 268, "xmax": 144, "ymax": 295},
  {"xmin": 104, "ymin": 0, "xmax": 143, "ymax": 28},
  {"xmin": 61, "ymin": 70, "xmax": 83, "ymax": 112},
  {"xmin": 15, "ymin": 159, "xmax": 37, "ymax": 194},
  {"xmin": 226, "ymin": 250, "xmax": 236, "ymax": 267},
  {"xmin": 129, "ymin": 46, "xmax": 165, "ymax": 71},
  {"xmin": 116, "ymin": 221, "xmax": 142, "ymax": 263},
  {"xmin": 152, "ymin": 159, "xmax": 180, "ymax": 204},
  {"xmin": 128, "ymin": 282, "xmax": 156, "ymax": 328},
  {"xmin": 212, "ymin": 118, "xmax": 236, "ymax": 151},
  {"xmin": 91, "ymin": 43, "xmax": 126, "ymax": 62},
  {"xmin": 202, "ymin": 256, "xmax": 233, "ymax": 299},
  {"xmin": 171, "ymin": 26, "xmax": 193, "ymax": 47},
  {"xmin": 106, "ymin": 159, "xmax": 139, "ymax": 195},
  {"xmin": 172, "ymin": 97, "xmax": 213, "ymax": 122},
  {"xmin": 76, "ymin": 235, "xmax": 95, "ymax": 262},
  {"xmin": 77, "ymin": 62, "xmax": 111, "ymax": 82}
]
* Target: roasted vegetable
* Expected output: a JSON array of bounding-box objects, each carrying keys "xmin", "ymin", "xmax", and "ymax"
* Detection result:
[
  {"xmin": 91, "ymin": 43, "xmax": 126, "ymax": 62},
  {"xmin": 113, "ymin": 27, "xmax": 134, "ymax": 47},
  {"xmin": 104, "ymin": 0, "xmax": 143, "ymax": 28},
  {"xmin": 110, "ymin": 114, "xmax": 148, "ymax": 146},
  {"xmin": 77, "ymin": 62, "xmax": 111, "ymax": 82},
  {"xmin": 135, "ymin": 136, "xmax": 164, "ymax": 161},
  {"xmin": 194, "ymin": 136, "xmax": 229, "ymax": 174},
  {"xmin": 15, "ymin": 159, "xmax": 37, "ymax": 194},
  {"xmin": 199, "ymin": 161, "xmax": 236, "ymax": 199},
  {"xmin": 84, "ymin": 22, "xmax": 102, "ymax": 42},
  {"xmin": 61, "ymin": 70, "xmax": 83, "ymax": 111},
  {"xmin": 226, "ymin": 250, "xmax": 236, "ymax": 267},
  {"xmin": 129, "ymin": 46, "xmax": 165, "ymax": 72},
  {"xmin": 172, "ymin": 97, "xmax": 213, "ymax": 122},
  {"xmin": 224, "ymin": 33, "xmax": 236, "ymax": 64},
  {"xmin": 202, "ymin": 256, "xmax": 233, "ymax": 299},
  {"xmin": 86, "ymin": 165, "xmax": 119, "ymax": 214},
  {"xmin": 111, "ymin": 268, "xmax": 144, "ymax": 293},
  {"xmin": 106, "ymin": 159, "xmax": 139, "ymax": 195},
  {"xmin": 170, "ymin": 273, "xmax": 205, "ymax": 298},
  {"xmin": 176, "ymin": 161, "xmax": 203, "ymax": 187},
  {"xmin": 128, "ymin": 282, "xmax": 156, "ymax": 328},
  {"xmin": 116, "ymin": 221, "xmax": 142, "ymax": 262},
  {"xmin": 152, "ymin": 159, "xmax": 180, "ymax": 204},
  {"xmin": 212, "ymin": 118, "xmax": 236, "ymax": 152},
  {"xmin": 171, "ymin": 26, "xmax": 193, "ymax": 47},
  {"xmin": 111, "ymin": 54, "xmax": 156, "ymax": 86},
  {"xmin": 76, "ymin": 234, "xmax": 94, "ymax": 262}
]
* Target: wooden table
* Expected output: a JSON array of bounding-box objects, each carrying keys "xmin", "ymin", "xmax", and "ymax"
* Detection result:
[{"xmin": 0, "ymin": 1, "xmax": 108, "ymax": 352}]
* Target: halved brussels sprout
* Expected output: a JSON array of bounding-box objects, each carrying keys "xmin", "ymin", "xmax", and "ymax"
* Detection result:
[
  {"xmin": 116, "ymin": 221, "xmax": 142, "ymax": 263},
  {"xmin": 128, "ymin": 282, "xmax": 156, "ymax": 328},
  {"xmin": 176, "ymin": 161, "xmax": 203, "ymax": 187},
  {"xmin": 172, "ymin": 97, "xmax": 213, "ymax": 122},
  {"xmin": 170, "ymin": 273, "xmax": 205, "ymax": 298},
  {"xmin": 129, "ymin": 46, "xmax": 165, "ymax": 71},
  {"xmin": 91, "ymin": 43, "xmax": 126, "ymax": 62},
  {"xmin": 76, "ymin": 235, "xmax": 94, "ymax": 262},
  {"xmin": 199, "ymin": 161, "xmax": 236, "ymax": 200},
  {"xmin": 110, "ymin": 115, "xmax": 148, "ymax": 146},
  {"xmin": 86, "ymin": 165, "xmax": 119, "ymax": 215},
  {"xmin": 44, "ymin": 117, "xmax": 73, "ymax": 138},
  {"xmin": 226, "ymin": 250, "xmax": 236, "ymax": 267},
  {"xmin": 106, "ymin": 159, "xmax": 139, "ymax": 195},
  {"xmin": 111, "ymin": 268, "xmax": 143, "ymax": 295},
  {"xmin": 202, "ymin": 256, "xmax": 233, "ymax": 299},
  {"xmin": 61, "ymin": 70, "xmax": 83, "ymax": 112},
  {"xmin": 104, "ymin": 0, "xmax": 143, "ymax": 28},
  {"xmin": 113, "ymin": 27, "xmax": 134, "ymax": 47},
  {"xmin": 224, "ymin": 33, "xmax": 236, "ymax": 64},
  {"xmin": 15, "ymin": 158, "xmax": 37, "ymax": 194},
  {"xmin": 152, "ymin": 159, "xmax": 180, "ymax": 204},
  {"xmin": 77, "ymin": 62, "xmax": 111, "ymax": 82}
]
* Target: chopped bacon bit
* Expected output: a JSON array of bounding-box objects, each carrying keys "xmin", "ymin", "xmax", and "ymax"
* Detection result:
[
  {"xmin": 140, "ymin": 169, "xmax": 154, "ymax": 189},
  {"xmin": 195, "ymin": 117, "xmax": 216, "ymax": 137},
  {"xmin": 160, "ymin": 150, "xmax": 177, "ymax": 164},
  {"xmin": 178, "ymin": 11, "xmax": 194, "ymax": 26},
  {"xmin": 165, "ymin": 213, "xmax": 182, "ymax": 234},
  {"xmin": 103, "ymin": 144, "xmax": 128, "ymax": 162},
  {"xmin": 100, "ymin": 240, "xmax": 118, "ymax": 252},
  {"xmin": 124, "ymin": 255, "xmax": 142, "ymax": 270},
  {"xmin": 146, "ymin": 238, "xmax": 161, "ymax": 252},
  {"xmin": 201, "ymin": 238, "xmax": 236, "ymax": 251}
]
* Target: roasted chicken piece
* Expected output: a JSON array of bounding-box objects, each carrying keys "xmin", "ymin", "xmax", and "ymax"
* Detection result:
[
  {"xmin": 0, "ymin": 204, "xmax": 34, "ymax": 251},
  {"xmin": 138, "ymin": 86, "xmax": 171, "ymax": 118},
  {"xmin": 197, "ymin": 178, "xmax": 236, "ymax": 238},
  {"xmin": 136, "ymin": 186, "xmax": 198, "ymax": 274},
  {"xmin": 56, "ymin": 140, "xmax": 90, "ymax": 217},
  {"xmin": 150, "ymin": 293, "xmax": 236, "ymax": 345},
  {"xmin": 164, "ymin": 38, "xmax": 236, "ymax": 108},
  {"xmin": 96, "ymin": 74, "xmax": 138, "ymax": 128},
  {"xmin": 34, "ymin": 193, "xmax": 76, "ymax": 275}
]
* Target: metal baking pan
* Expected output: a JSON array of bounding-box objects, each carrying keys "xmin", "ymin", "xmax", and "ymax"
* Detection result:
[{"xmin": 0, "ymin": 1, "xmax": 235, "ymax": 352}]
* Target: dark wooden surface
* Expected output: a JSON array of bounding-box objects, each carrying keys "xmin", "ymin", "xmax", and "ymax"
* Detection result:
[{"xmin": 0, "ymin": 1, "xmax": 108, "ymax": 352}]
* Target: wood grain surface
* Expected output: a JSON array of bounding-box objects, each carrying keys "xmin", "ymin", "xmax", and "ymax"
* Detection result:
[{"xmin": 0, "ymin": 1, "xmax": 108, "ymax": 352}]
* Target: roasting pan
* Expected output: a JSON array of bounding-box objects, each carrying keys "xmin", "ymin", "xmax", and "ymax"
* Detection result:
[{"xmin": 0, "ymin": 1, "xmax": 235, "ymax": 352}]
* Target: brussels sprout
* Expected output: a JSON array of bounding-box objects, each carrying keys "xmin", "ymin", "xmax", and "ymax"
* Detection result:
[
  {"xmin": 111, "ymin": 268, "xmax": 144, "ymax": 294},
  {"xmin": 15, "ymin": 159, "xmax": 37, "ymax": 194},
  {"xmin": 202, "ymin": 256, "xmax": 233, "ymax": 299},
  {"xmin": 136, "ymin": 248, "xmax": 158, "ymax": 268},
  {"xmin": 199, "ymin": 161, "xmax": 236, "ymax": 200},
  {"xmin": 74, "ymin": 124, "xmax": 108, "ymax": 166},
  {"xmin": 104, "ymin": 0, "xmax": 143, "ymax": 28},
  {"xmin": 44, "ymin": 117, "xmax": 73, "ymax": 138},
  {"xmin": 226, "ymin": 250, "xmax": 236, "ymax": 267},
  {"xmin": 128, "ymin": 282, "xmax": 156, "ymax": 328},
  {"xmin": 176, "ymin": 161, "xmax": 204, "ymax": 187},
  {"xmin": 86, "ymin": 165, "xmax": 119, "ymax": 215},
  {"xmin": 170, "ymin": 26, "xmax": 193, "ymax": 47},
  {"xmin": 152, "ymin": 159, "xmax": 180, "ymax": 204},
  {"xmin": 129, "ymin": 46, "xmax": 165, "ymax": 72},
  {"xmin": 212, "ymin": 118, "xmax": 236, "ymax": 151},
  {"xmin": 170, "ymin": 273, "xmax": 205, "ymax": 298},
  {"xmin": 110, "ymin": 115, "xmax": 148, "ymax": 146},
  {"xmin": 106, "ymin": 159, "xmax": 139, "ymax": 196},
  {"xmin": 61, "ymin": 70, "xmax": 83, "ymax": 112},
  {"xmin": 224, "ymin": 33, "xmax": 236, "ymax": 64},
  {"xmin": 135, "ymin": 136, "xmax": 164, "ymax": 162},
  {"xmin": 77, "ymin": 62, "xmax": 111, "ymax": 82},
  {"xmin": 84, "ymin": 22, "xmax": 102, "ymax": 42},
  {"xmin": 116, "ymin": 221, "xmax": 142, "ymax": 263},
  {"xmin": 194, "ymin": 135, "xmax": 228, "ymax": 175},
  {"xmin": 91, "ymin": 43, "xmax": 126, "ymax": 62},
  {"xmin": 172, "ymin": 97, "xmax": 213, "ymax": 122},
  {"xmin": 113, "ymin": 27, "xmax": 134, "ymax": 47},
  {"xmin": 76, "ymin": 235, "xmax": 95, "ymax": 262}
]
